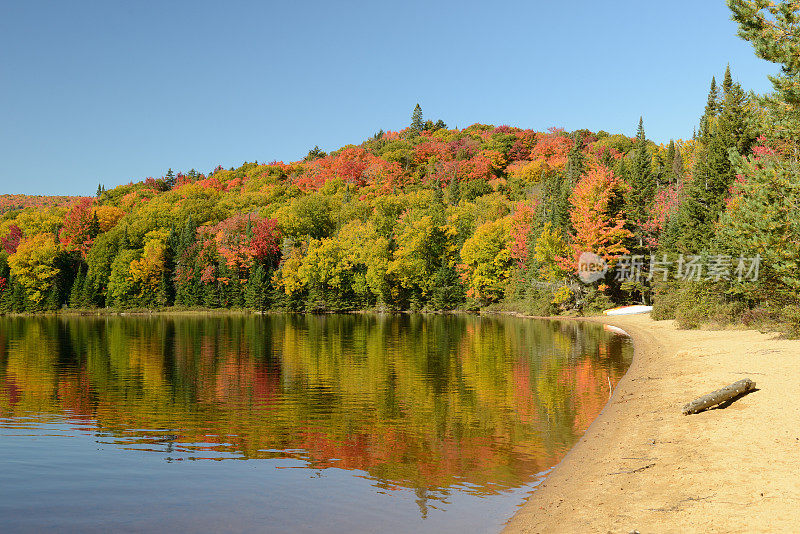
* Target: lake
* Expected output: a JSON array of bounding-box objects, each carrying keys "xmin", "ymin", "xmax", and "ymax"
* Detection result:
[{"xmin": 0, "ymin": 314, "xmax": 631, "ymax": 533}]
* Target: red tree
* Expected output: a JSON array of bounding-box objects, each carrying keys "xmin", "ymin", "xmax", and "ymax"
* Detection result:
[
  {"xmin": 248, "ymin": 217, "xmax": 281, "ymax": 264},
  {"xmin": 1, "ymin": 224, "xmax": 23, "ymax": 254},
  {"xmin": 59, "ymin": 198, "xmax": 95, "ymax": 255}
]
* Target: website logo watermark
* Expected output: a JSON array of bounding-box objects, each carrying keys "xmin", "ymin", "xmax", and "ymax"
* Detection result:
[
  {"xmin": 577, "ymin": 252, "xmax": 608, "ymax": 283},
  {"xmin": 575, "ymin": 253, "xmax": 761, "ymax": 284}
]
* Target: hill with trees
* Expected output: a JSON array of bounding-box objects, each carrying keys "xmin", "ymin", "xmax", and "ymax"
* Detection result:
[{"xmin": 1, "ymin": 0, "xmax": 798, "ymax": 335}]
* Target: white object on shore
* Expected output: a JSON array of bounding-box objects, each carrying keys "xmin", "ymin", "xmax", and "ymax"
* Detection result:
[{"xmin": 603, "ymin": 305, "xmax": 653, "ymax": 316}]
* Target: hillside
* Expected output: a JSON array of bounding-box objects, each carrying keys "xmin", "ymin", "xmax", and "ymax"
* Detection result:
[
  {"xmin": 0, "ymin": 194, "xmax": 91, "ymax": 214},
  {"xmin": 0, "ymin": 71, "xmax": 797, "ymax": 333}
]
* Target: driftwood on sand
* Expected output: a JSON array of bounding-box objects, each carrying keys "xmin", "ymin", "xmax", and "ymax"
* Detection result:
[{"xmin": 682, "ymin": 378, "xmax": 756, "ymax": 415}]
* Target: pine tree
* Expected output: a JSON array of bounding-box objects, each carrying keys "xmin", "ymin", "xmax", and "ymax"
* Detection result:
[
  {"xmin": 705, "ymin": 77, "xmax": 719, "ymax": 118},
  {"xmin": 699, "ymin": 77, "xmax": 720, "ymax": 139},
  {"xmin": 717, "ymin": 75, "xmax": 755, "ymax": 155},
  {"xmin": 159, "ymin": 236, "xmax": 176, "ymax": 307},
  {"xmin": 96, "ymin": 184, "xmax": 105, "ymax": 198},
  {"xmin": 565, "ymin": 132, "xmax": 585, "ymax": 183},
  {"xmin": 411, "ymin": 104, "xmax": 424, "ymax": 131},
  {"xmin": 672, "ymin": 66, "xmax": 756, "ymax": 252},
  {"xmin": 88, "ymin": 212, "xmax": 100, "ymax": 239},
  {"xmin": 305, "ymin": 146, "xmax": 327, "ymax": 161},
  {"xmin": 12, "ymin": 278, "xmax": 26, "ymax": 312},
  {"xmin": 245, "ymin": 263, "xmax": 269, "ymax": 311},
  {"xmin": 165, "ymin": 168, "xmax": 176, "ymax": 189},
  {"xmin": 672, "ymin": 145, "xmax": 684, "ymax": 187},
  {"xmin": 446, "ymin": 175, "xmax": 461, "ymax": 206},
  {"xmin": 81, "ymin": 273, "xmax": 97, "ymax": 308},
  {"xmin": 729, "ymin": 0, "xmax": 800, "ymax": 142},
  {"xmin": 69, "ymin": 268, "xmax": 85, "ymax": 308},
  {"xmin": 625, "ymin": 117, "xmax": 655, "ymax": 243},
  {"xmin": 665, "ymin": 140, "xmax": 677, "ymax": 185},
  {"xmin": 722, "ymin": 64, "xmax": 733, "ymax": 96}
]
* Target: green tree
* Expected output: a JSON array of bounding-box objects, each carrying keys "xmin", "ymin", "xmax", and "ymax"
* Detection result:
[
  {"xmin": 625, "ymin": 117, "xmax": 654, "ymax": 237},
  {"xmin": 669, "ymin": 68, "xmax": 755, "ymax": 252},
  {"xmin": 728, "ymin": 0, "xmax": 800, "ymax": 142},
  {"xmin": 245, "ymin": 263, "xmax": 270, "ymax": 311},
  {"xmin": 69, "ymin": 267, "xmax": 86, "ymax": 308},
  {"xmin": 411, "ymin": 104, "xmax": 424, "ymax": 131},
  {"xmin": 165, "ymin": 168, "xmax": 176, "ymax": 189}
]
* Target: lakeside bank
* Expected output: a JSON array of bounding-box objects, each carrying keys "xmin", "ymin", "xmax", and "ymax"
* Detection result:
[{"xmin": 504, "ymin": 314, "xmax": 800, "ymax": 533}]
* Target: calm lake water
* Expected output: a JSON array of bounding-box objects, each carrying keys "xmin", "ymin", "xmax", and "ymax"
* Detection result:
[{"xmin": 0, "ymin": 314, "xmax": 631, "ymax": 533}]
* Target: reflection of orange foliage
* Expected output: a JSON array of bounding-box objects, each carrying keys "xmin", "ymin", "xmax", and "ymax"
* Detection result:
[
  {"xmin": 565, "ymin": 358, "xmax": 612, "ymax": 434},
  {"xmin": 57, "ymin": 372, "xmax": 94, "ymax": 418},
  {"xmin": 512, "ymin": 360, "xmax": 539, "ymax": 425},
  {"xmin": 0, "ymin": 316, "xmax": 631, "ymax": 497}
]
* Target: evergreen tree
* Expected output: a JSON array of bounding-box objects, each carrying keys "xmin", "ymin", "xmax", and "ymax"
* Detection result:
[
  {"xmin": 12, "ymin": 278, "xmax": 26, "ymax": 312},
  {"xmin": 203, "ymin": 280, "xmax": 220, "ymax": 308},
  {"xmin": 45, "ymin": 285, "xmax": 60, "ymax": 311},
  {"xmin": 96, "ymin": 184, "xmax": 105, "ymax": 198},
  {"xmin": 665, "ymin": 140, "xmax": 677, "ymax": 185},
  {"xmin": 717, "ymin": 75, "xmax": 755, "ymax": 155},
  {"xmin": 542, "ymin": 132, "xmax": 585, "ymax": 233},
  {"xmin": 245, "ymin": 263, "xmax": 269, "ymax": 311},
  {"xmin": 672, "ymin": 145, "xmax": 684, "ymax": 187},
  {"xmin": 81, "ymin": 273, "xmax": 98, "ymax": 308},
  {"xmin": 699, "ymin": 77, "xmax": 720, "ymax": 139},
  {"xmin": 446, "ymin": 175, "xmax": 461, "ymax": 206},
  {"xmin": 164, "ymin": 168, "xmax": 176, "ymax": 189},
  {"xmin": 411, "ymin": 104, "xmax": 424, "ymax": 131},
  {"xmin": 705, "ymin": 77, "xmax": 719, "ymax": 118},
  {"xmin": 305, "ymin": 146, "xmax": 327, "ymax": 161},
  {"xmin": 88, "ymin": 212, "xmax": 100, "ymax": 239},
  {"xmin": 625, "ymin": 117, "xmax": 655, "ymax": 242},
  {"xmin": 69, "ymin": 267, "xmax": 85, "ymax": 308},
  {"xmin": 722, "ymin": 64, "xmax": 733, "ymax": 96},
  {"xmin": 159, "ymin": 234, "xmax": 176, "ymax": 307},
  {"xmin": 565, "ymin": 132, "xmax": 585, "ymax": 183},
  {"xmin": 729, "ymin": 0, "xmax": 800, "ymax": 142}
]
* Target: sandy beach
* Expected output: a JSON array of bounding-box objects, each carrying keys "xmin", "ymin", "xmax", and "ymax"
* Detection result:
[{"xmin": 504, "ymin": 314, "xmax": 800, "ymax": 533}]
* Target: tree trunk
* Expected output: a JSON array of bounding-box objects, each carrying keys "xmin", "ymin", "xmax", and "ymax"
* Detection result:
[{"xmin": 682, "ymin": 378, "xmax": 756, "ymax": 415}]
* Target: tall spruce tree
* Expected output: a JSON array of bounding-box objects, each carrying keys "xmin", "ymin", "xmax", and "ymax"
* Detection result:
[
  {"xmin": 625, "ymin": 117, "xmax": 655, "ymax": 246},
  {"xmin": 699, "ymin": 77, "xmax": 720, "ymax": 139},
  {"xmin": 411, "ymin": 104, "xmax": 424, "ymax": 131},
  {"xmin": 69, "ymin": 268, "xmax": 85, "ymax": 308},
  {"xmin": 164, "ymin": 168, "xmax": 176, "ymax": 189},
  {"xmin": 670, "ymin": 68, "xmax": 754, "ymax": 252}
]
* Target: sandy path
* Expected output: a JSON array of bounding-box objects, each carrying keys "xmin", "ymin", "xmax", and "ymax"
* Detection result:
[{"xmin": 504, "ymin": 315, "xmax": 800, "ymax": 533}]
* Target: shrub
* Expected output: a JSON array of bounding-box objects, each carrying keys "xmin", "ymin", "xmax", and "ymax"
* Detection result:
[{"xmin": 651, "ymin": 280, "xmax": 681, "ymax": 320}]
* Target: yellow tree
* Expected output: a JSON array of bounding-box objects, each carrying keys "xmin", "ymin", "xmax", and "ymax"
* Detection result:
[
  {"xmin": 93, "ymin": 205, "xmax": 126, "ymax": 232},
  {"xmin": 7, "ymin": 234, "xmax": 61, "ymax": 303},
  {"xmin": 459, "ymin": 217, "xmax": 513, "ymax": 304},
  {"xmin": 128, "ymin": 238, "xmax": 166, "ymax": 302}
]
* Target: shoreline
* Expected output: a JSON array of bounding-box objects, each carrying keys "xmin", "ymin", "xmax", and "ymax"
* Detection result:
[{"xmin": 503, "ymin": 314, "xmax": 800, "ymax": 533}]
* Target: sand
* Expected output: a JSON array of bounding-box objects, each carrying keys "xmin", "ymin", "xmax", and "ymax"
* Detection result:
[{"xmin": 504, "ymin": 314, "xmax": 800, "ymax": 533}]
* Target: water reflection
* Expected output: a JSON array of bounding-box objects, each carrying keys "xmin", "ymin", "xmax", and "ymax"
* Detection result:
[{"xmin": 0, "ymin": 314, "xmax": 630, "ymax": 530}]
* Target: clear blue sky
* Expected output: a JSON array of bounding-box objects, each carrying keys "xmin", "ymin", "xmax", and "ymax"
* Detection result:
[{"xmin": 0, "ymin": 0, "xmax": 778, "ymax": 195}]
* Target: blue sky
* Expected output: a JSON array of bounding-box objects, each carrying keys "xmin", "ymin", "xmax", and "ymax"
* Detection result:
[{"xmin": 0, "ymin": 0, "xmax": 778, "ymax": 195}]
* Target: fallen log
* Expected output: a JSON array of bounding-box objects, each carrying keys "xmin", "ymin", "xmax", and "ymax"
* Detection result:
[{"xmin": 682, "ymin": 378, "xmax": 756, "ymax": 415}]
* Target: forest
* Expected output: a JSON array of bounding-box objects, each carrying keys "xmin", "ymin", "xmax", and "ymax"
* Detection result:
[{"xmin": 0, "ymin": 1, "xmax": 797, "ymax": 334}]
